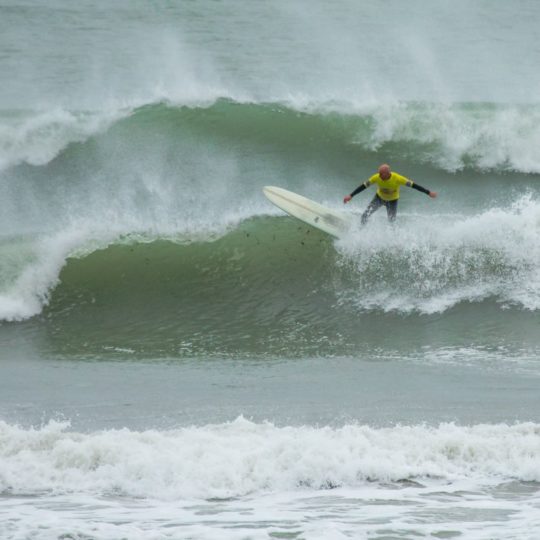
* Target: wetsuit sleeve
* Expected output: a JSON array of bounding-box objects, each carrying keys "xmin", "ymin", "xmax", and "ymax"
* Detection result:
[
  {"xmin": 350, "ymin": 177, "xmax": 374, "ymax": 198},
  {"xmin": 410, "ymin": 182, "xmax": 430, "ymax": 195},
  {"xmin": 399, "ymin": 174, "xmax": 430, "ymax": 195},
  {"xmin": 350, "ymin": 184, "xmax": 367, "ymax": 197},
  {"xmin": 398, "ymin": 173, "xmax": 430, "ymax": 195}
]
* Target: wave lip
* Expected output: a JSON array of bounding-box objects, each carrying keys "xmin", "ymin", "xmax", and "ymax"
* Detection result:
[
  {"xmin": 1, "ymin": 418, "xmax": 540, "ymax": 500},
  {"xmin": 0, "ymin": 228, "xmax": 102, "ymax": 322},
  {"xmin": 0, "ymin": 107, "xmax": 133, "ymax": 171}
]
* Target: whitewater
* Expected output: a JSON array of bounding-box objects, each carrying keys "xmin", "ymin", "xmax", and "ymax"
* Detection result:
[
  {"xmin": 1, "ymin": 1, "xmax": 540, "ymax": 539},
  {"xmin": 2, "ymin": 418, "xmax": 540, "ymax": 539}
]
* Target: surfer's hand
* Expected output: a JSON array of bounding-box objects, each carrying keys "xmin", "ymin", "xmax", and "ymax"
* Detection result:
[
  {"xmin": 429, "ymin": 191, "xmax": 438, "ymax": 198},
  {"xmin": 343, "ymin": 195, "xmax": 352, "ymax": 204}
]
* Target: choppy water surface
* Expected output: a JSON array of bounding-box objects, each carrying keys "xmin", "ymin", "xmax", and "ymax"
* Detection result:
[{"xmin": 1, "ymin": 1, "xmax": 539, "ymax": 538}]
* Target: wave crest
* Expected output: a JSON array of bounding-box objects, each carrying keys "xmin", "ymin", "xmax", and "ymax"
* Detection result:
[{"xmin": 2, "ymin": 99, "xmax": 540, "ymax": 173}]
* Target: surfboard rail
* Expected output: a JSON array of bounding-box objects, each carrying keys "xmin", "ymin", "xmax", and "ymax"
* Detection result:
[{"xmin": 263, "ymin": 186, "xmax": 351, "ymax": 238}]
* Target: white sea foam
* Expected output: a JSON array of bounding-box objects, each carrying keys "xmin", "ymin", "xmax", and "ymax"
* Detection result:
[
  {"xmin": 337, "ymin": 195, "xmax": 540, "ymax": 314},
  {"xmin": 274, "ymin": 96, "xmax": 540, "ymax": 173},
  {"xmin": 1, "ymin": 417, "xmax": 540, "ymax": 500},
  {"xmin": 3, "ymin": 485, "xmax": 539, "ymax": 540},
  {"xmin": 353, "ymin": 101, "xmax": 540, "ymax": 173}
]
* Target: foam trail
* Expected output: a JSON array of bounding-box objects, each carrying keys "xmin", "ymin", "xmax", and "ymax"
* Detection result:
[{"xmin": 337, "ymin": 195, "xmax": 540, "ymax": 313}]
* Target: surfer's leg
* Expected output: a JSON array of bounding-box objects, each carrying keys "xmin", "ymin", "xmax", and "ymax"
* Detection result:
[
  {"xmin": 386, "ymin": 199, "xmax": 398, "ymax": 222},
  {"xmin": 361, "ymin": 195, "xmax": 383, "ymax": 224}
]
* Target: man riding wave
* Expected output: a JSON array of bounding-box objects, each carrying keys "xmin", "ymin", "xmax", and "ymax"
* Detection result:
[{"xmin": 343, "ymin": 164, "xmax": 437, "ymax": 224}]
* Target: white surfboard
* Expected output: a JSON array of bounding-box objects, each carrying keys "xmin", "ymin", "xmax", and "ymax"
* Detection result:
[{"xmin": 263, "ymin": 186, "xmax": 351, "ymax": 238}]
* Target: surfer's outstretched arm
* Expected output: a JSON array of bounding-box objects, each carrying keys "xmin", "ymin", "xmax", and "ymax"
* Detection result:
[
  {"xmin": 343, "ymin": 181, "xmax": 371, "ymax": 203},
  {"xmin": 408, "ymin": 181, "xmax": 437, "ymax": 198}
]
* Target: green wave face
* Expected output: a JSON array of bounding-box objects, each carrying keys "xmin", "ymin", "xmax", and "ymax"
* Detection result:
[
  {"xmin": 41, "ymin": 219, "xmax": 340, "ymax": 358},
  {"xmin": 9, "ymin": 212, "xmax": 532, "ymax": 360},
  {"xmin": 1, "ymin": 99, "xmax": 539, "ymax": 358}
]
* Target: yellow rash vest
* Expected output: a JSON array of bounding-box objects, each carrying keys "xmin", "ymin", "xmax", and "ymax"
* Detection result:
[
  {"xmin": 348, "ymin": 171, "xmax": 431, "ymax": 202},
  {"xmin": 364, "ymin": 172, "xmax": 413, "ymax": 201}
]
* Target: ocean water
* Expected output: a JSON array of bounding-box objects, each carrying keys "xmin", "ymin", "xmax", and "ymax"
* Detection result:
[{"xmin": 1, "ymin": 1, "xmax": 540, "ymax": 539}]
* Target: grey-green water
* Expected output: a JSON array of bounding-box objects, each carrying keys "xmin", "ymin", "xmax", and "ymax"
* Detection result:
[{"xmin": 1, "ymin": 1, "xmax": 540, "ymax": 539}]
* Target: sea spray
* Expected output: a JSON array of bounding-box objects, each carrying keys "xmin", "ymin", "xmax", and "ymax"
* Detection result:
[{"xmin": 336, "ymin": 195, "xmax": 540, "ymax": 313}]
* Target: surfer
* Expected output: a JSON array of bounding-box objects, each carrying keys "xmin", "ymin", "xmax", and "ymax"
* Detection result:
[{"xmin": 343, "ymin": 164, "xmax": 437, "ymax": 224}]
